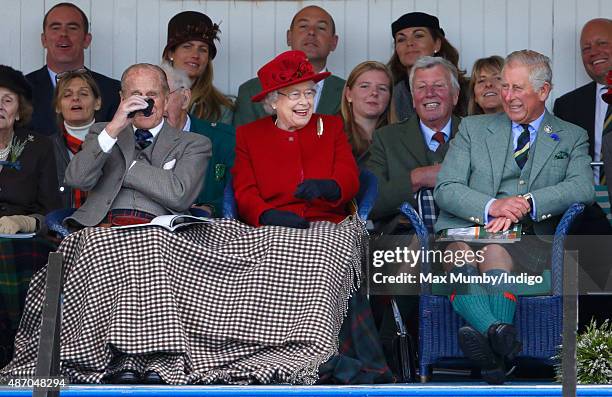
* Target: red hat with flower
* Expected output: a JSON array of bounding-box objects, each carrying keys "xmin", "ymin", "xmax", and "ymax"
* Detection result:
[{"xmin": 251, "ymin": 50, "xmax": 331, "ymax": 102}]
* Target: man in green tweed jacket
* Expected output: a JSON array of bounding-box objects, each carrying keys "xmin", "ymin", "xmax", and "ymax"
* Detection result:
[{"xmin": 434, "ymin": 50, "xmax": 594, "ymax": 384}]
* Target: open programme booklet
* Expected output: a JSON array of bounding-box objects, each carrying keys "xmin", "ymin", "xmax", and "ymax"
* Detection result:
[
  {"xmin": 436, "ymin": 224, "xmax": 522, "ymax": 244},
  {"xmin": 0, "ymin": 232, "xmax": 36, "ymax": 239},
  {"xmin": 114, "ymin": 214, "xmax": 213, "ymax": 232}
]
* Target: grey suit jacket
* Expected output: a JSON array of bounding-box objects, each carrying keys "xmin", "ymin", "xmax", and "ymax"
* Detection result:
[
  {"xmin": 366, "ymin": 114, "xmax": 460, "ymax": 221},
  {"xmin": 434, "ymin": 111, "xmax": 595, "ymax": 234},
  {"xmin": 64, "ymin": 121, "xmax": 212, "ymax": 226}
]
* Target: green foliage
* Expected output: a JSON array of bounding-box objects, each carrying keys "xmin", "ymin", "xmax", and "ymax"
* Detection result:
[{"xmin": 555, "ymin": 319, "xmax": 612, "ymax": 384}]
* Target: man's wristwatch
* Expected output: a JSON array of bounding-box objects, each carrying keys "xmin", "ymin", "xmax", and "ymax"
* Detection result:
[{"xmin": 522, "ymin": 192, "xmax": 534, "ymax": 208}]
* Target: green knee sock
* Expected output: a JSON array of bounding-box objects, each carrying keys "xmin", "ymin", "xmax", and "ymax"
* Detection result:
[
  {"xmin": 484, "ymin": 269, "xmax": 517, "ymax": 324},
  {"xmin": 449, "ymin": 266, "xmax": 498, "ymax": 334}
]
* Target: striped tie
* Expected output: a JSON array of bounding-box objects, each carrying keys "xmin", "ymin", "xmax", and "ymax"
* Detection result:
[
  {"xmin": 432, "ymin": 131, "xmax": 446, "ymax": 152},
  {"xmin": 514, "ymin": 124, "xmax": 530, "ymax": 169},
  {"xmin": 600, "ymin": 105, "xmax": 612, "ymax": 185}
]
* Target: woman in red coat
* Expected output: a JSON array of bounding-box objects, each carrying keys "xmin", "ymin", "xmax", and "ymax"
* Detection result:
[{"xmin": 232, "ymin": 50, "xmax": 359, "ymax": 227}]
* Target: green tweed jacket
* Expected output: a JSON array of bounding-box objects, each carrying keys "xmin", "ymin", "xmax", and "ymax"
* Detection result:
[
  {"xmin": 232, "ymin": 74, "xmax": 346, "ymax": 127},
  {"xmin": 366, "ymin": 114, "xmax": 461, "ymax": 221},
  {"xmin": 189, "ymin": 116, "xmax": 236, "ymax": 217},
  {"xmin": 434, "ymin": 110, "xmax": 595, "ymax": 234}
]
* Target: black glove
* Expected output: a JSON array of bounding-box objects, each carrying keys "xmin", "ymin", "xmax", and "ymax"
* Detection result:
[
  {"xmin": 259, "ymin": 209, "xmax": 309, "ymax": 229},
  {"xmin": 294, "ymin": 179, "xmax": 340, "ymax": 201}
]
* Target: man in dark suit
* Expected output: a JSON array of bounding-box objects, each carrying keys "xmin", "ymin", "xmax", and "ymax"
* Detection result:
[
  {"xmin": 26, "ymin": 2, "xmax": 120, "ymax": 136},
  {"xmin": 64, "ymin": 64, "xmax": 211, "ymax": 228},
  {"xmin": 232, "ymin": 5, "xmax": 345, "ymax": 127},
  {"xmin": 554, "ymin": 18, "xmax": 611, "ymax": 167},
  {"xmin": 553, "ymin": 18, "xmax": 612, "ymax": 328}
]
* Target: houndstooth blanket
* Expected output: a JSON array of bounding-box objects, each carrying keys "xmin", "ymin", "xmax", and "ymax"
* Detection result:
[{"xmin": 1, "ymin": 217, "xmax": 365, "ymax": 385}]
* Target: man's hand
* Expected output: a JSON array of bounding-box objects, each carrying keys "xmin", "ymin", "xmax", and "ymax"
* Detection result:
[
  {"xmin": 484, "ymin": 216, "xmax": 513, "ymax": 233},
  {"xmin": 488, "ymin": 196, "xmax": 531, "ymax": 223},
  {"xmin": 105, "ymin": 95, "xmax": 151, "ymax": 138},
  {"xmin": 410, "ymin": 164, "xmax": 441, "ymax": 192}
]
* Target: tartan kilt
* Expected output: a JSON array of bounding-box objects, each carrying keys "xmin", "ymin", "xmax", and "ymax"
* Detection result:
[
  {"xmin": 318, "ymin": 291, "xmax": 394, "ymax": 384},
  {"xmin": 0, "ymin": 237, "xmax": 56, "ymax": 366},
  {"xmin": 1, "ymin": 218, "xmax": 365, "ymax": 385}
]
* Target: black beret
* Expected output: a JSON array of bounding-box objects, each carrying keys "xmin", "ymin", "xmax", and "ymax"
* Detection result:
[
  {"xmin": 0, "ymin": 65, "xmax": 32, "ymax": 103},
  {"xmin": 391, "ymin": 12, "xmax": 445, "ymax": 38}
]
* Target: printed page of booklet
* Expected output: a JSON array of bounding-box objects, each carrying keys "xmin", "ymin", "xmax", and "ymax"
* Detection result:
[
  {"xmin": 114, "ymin": 214, "xmax": 213, "ymax": 232},
  {"xmin": 0, "ymin": 232, "xmax": 36, "ymax": 239},
  {"xmin": 436, "ymin": 224, "xmax": 522, "ymax": 244}
]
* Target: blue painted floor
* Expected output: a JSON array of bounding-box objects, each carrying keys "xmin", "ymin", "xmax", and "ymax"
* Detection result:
[{"xmin": 1, "ymin": 384, "xmax": 612, "ymax": 397}]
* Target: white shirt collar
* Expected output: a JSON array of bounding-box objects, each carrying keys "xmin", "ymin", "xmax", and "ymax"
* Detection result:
[
  {"xmin": 313, "ymin": 68, "xmax": 328, "ymax": 111},
  {"xmin": 47, "ymin": 67, "xmax": 58, "ymax": 88},
  {"xmin": 182, "ymin": 115, "xmax": 192, "ymax": 132}
]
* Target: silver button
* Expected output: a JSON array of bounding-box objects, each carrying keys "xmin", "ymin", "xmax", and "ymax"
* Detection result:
[
  {"xmin": 469, "ymin": 216, "xmax": 475, "ymax": 221},
  {"xmin": 475, "ymin": 218, "xmax": 480, "ymax": 223},
  {"xmin": 211, "ymin": 122, "xmax": 217, "ymax": 127},
  {"xmin": 541, "ymin": 215, "xmax": 546, "ymax": 220},
  {"xmin": 519, "ymin": 180, "xmax": 525, "ymax": 185},
  {"xmin": 59, "ymin": 186, "xmax": 65, "ymax": 192}
]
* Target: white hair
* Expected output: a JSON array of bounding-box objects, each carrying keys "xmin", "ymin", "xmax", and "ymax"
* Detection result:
[
  {"xmin": 503, "ymin": 50, "xmax": 553, "ymax": 91},
  {"xmin": 159, "ymin": 60, "xmax": 192, "ymax": 92},
  {"xmin": 409, "ymin": 56, "xmax": 460, "ymax": 94},
  {"xmin": 262, "ymin": 91, "xmax": 279, "ymax": 115}
]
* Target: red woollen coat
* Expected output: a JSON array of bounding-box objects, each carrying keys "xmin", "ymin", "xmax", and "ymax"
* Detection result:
[{"xmin": 232, "ymin": 114, "xmax": 360, "ymax": 226}]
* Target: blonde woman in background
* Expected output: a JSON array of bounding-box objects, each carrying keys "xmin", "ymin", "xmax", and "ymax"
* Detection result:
[
  {"xmin": 341, "ymin": 61, "xmax": 396, "ymax": 165},
  {"xmin": 467, "ymin": 56, "xmax": 504, "ymax": 115}
]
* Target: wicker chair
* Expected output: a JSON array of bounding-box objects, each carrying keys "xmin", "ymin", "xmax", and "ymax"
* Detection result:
[{"xmin": 399, "ymin": 197, "xmax": 585, "ymax": 382}]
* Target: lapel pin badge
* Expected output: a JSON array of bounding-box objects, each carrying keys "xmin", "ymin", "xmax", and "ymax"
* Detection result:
[{"xmin": 543, "ymin": 124, "xmax": 553, "ymax": 134}]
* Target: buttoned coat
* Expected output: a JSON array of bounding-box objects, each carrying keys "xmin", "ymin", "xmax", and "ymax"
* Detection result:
[
  {"xmin": 434, "ymin": 111, "xmax": 595, "ymax": 235},
  {"xmin": 232, "ymin": 114, "xmax": 359, "ymax": 226}
]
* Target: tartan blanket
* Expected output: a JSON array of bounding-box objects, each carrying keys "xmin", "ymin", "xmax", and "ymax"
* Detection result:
[
  {"xmin": 0, "ymin": 237, "xmax": 56, "ymax": 367},
  {"xmin": 1, "ymin": 217, "xmax": 365, "ymax": 385},
  {"xmin": 0, "ymin": 238, "xmax": 55, "ymax": 330}
]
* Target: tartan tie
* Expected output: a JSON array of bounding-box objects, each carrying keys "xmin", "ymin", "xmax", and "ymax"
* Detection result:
[
  {"xmin": 514, "ymin": 124, "xmax": 530, "ymax": 169},
  {"xmin": 432, "ymin": 131, "xmax": 445, "ymax": 151},
  {"xmin": 600, "ymin": 105, "xmax": 612, "ymax": 184},
  {"xmin": 135, "ymin": 129, "xmax": 153, "ymax": 150}
]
